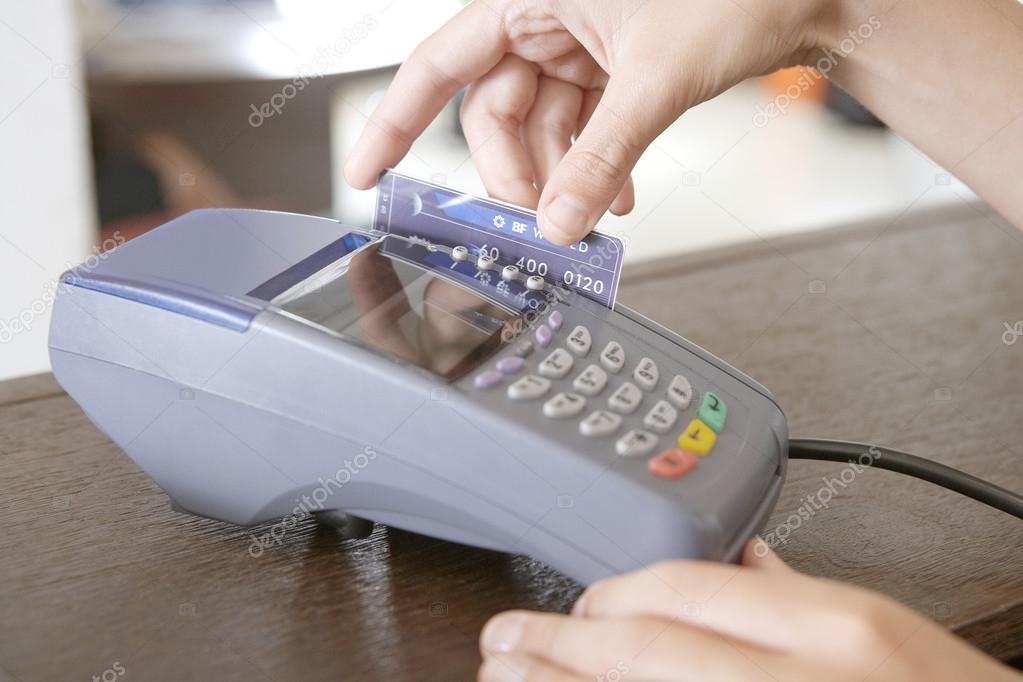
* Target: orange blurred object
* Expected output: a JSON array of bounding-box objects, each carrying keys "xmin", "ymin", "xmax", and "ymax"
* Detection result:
[{"xmin": 759, "ymin": 66, "xmax": 828, "ymax": 103}]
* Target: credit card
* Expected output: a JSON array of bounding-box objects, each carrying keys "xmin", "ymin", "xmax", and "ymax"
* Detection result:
[
  {"xmin": 380, "ymin": 235, "xmax": 552, "ymax": 313},
  {"xmin": 373, "ymin": 170, "xmax": 625, "ymax": 308}
]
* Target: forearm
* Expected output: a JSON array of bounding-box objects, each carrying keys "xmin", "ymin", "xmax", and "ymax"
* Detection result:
[{"xmin": 816, "ymin": 0, "xmax": 1023, "ymax": 228}]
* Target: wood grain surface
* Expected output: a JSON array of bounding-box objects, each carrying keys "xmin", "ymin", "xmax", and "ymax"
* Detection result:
[{"xmin": 2, "ymin": 203, "xmax": 1021, "ymax": 681}]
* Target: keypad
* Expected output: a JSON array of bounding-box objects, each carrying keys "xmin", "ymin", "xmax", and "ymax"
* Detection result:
[
  {"xmin": 697, "ymin": 392, "xmax": 727, "ymax": 433},
  {"xmin": 566, "ymin": 326, "xmax": 592, "ymax": 356},
  {"xmin": 677, "ymin": 419, "xmax": 716, "ymax": 455},
  {"xmin": 666, "ymin": 374, "xmax": 693, "ymax": 409},
  {"xmin": 538, "ymin": 348, "xmax": 574, "ymax": 379},
  {"xmin": 633, "ymin": 357, "xmax": 659, "ymax": 390},
  {"xmin": 600, "ymin": 342, "xmax": 625, "ymax": 373},
  {"xmin": 489, "ymin": 320, "xmax": 732, "ymax": 474},
  {"xmin": 643, "ymin": 400, "xmax": 678, "ymax": 434},
  {"xmin": 608, "ymin": 382, "xmax": 643, "ymax": 414},
  {"xmin": 543, "ymin": 392, "xmax": 587, "ymax": 419},
  {"xmin": 507, "ymin": 375, "xmax": 551, "ymax": 401},
  {"xmin": 572, "ymin": 364, "xmax": 608, "ymax": 396},
  {"xmin": 615, "ymin": 429, "xmax": 658, "ymax": 457},
  {"xmin": 579, "ymin": 410, "xmax": 622, "ymax": 438}
]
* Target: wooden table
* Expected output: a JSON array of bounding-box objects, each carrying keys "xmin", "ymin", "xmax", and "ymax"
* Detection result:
[{"xmin": 2, "ymin": 203, "xmax": 1021, "ymax": 680}]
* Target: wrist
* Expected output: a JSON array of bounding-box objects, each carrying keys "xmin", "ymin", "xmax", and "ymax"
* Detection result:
[
  {"xmin": 805, "ymin": 0, "xmax": 886, "ymax": 70},
  {"xmin": 754, "ymin": 0, "xmax": 865, "ymax": 72},
  {"xmin": 812, "ymin": 0, "xmax": 880, "ymax": 47}
]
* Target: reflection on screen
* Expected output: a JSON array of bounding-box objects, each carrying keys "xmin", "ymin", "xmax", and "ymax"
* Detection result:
[{"xmin": 274, "ymin": 240, "xmax": 518, "ymax": 381}]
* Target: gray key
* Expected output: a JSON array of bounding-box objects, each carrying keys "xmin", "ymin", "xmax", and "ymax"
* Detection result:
[
  {"xmin": 643, "ymin": 399, "xmax": 678, "ymax": 434},
  {"xmin": 600, "ymin": 341, "xmax": 625, "ymax": 373},
  {"xmin": 572, "ymin": 364, "xmax": 608, "ymax": 396},
  {"xmin": 615, "ymin": 429, "xmax": 658, "ymax": 457},
  {"xmin": 608, "ymin": 382, "xmax": 643, "ymax": 414},
  {"xmin": 666, "ymin": 374, "xmax": 693, "ymax": 409},
  {"xmin": 579, "ymin": 410, "xmax": 623, "ymax": 438},
  {"xmin": 507, "ymin": 375, "xmax": 551, "ymax": 401},
  {"xmin": 633, "ymin": 357, "xmax": 659, "ymax": 391},
  {"xmin": 566, "ymin": 325, "xmax": 592, "ymax": 356},
  {"xmin": 543, "ymin": 392, "xmax": 587, "ymax": 419},
  {"xmin": 538, "ymin": 348, "xmax": 574, "ymax": 379},
  {"xmin": 513, "ymin": 341, "xmax": 534, "ymax": 358}
]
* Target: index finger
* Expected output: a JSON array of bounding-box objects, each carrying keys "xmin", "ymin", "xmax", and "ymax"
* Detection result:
[{"xmin": 344, "ymin": 2, "xmax": 509, "ymax": 188}]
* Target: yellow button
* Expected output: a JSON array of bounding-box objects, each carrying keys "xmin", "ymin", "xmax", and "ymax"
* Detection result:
[{"xmin": 677, "ymin": 419, "xmax": 717, "ymax": 455}]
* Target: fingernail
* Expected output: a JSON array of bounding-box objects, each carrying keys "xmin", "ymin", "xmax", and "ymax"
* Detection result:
[
  {"xmin": 542, "ymin": 194, "xmax": 591, "ymax": 243},
  {"xmin": 479, "ymin": 655, "xmax": 531, "ymax": 682},
  {"xmin": 481, "ymin": 613, "xmax": 526, "ymax": 653}
]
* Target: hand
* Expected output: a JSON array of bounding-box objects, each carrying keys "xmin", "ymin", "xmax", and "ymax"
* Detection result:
[
  {"xmin": 345, "ymin": 0, "xmax": 831, "ymax": 244},
  {"xmin": 477, "ymin": 540, "xmax": 1020, "ymax": 681}
]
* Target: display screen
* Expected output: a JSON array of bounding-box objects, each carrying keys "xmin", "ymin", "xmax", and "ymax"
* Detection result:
[{"xmin": 271, "ymin": 238, "xmax": 521, "ymax": 381}]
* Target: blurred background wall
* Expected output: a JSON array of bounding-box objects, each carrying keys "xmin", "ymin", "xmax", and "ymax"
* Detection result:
[
  {"xmin": 0, "ymin": 1, "xmax": 94, "ymax": 382},
  {"xmin": 0, "ymin": 0, "xmax": 978, "ymax": 381}
]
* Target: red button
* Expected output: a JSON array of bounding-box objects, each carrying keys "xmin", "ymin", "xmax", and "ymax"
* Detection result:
[{"xmin": 648, "ymin": 448, "xmax": 699, "ymax": 480}]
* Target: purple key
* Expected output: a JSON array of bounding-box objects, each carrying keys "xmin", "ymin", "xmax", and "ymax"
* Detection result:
[
  {"xmin": 474, "ymin": 370, "xmax": 503, "ymax": 389},
  {"xmin": 535, "ymin": 325, "xmax": 553, "ymax": 348},
  {"xmin": 496, "ymin": 357, "xmax": 525, "ymax": 374},
  {"xmin": 547, "ymin": 310, "xmax": 564, "ymax": 331}
]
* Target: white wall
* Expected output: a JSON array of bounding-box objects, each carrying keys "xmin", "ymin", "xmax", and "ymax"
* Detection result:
[{"xmin": 0, "ymin": 1, "xmax": 94, "ymax": 381}]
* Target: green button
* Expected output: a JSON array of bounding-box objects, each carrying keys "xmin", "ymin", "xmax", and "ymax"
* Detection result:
[{"xmin": 698, "ymin": 392, "xmax": 727, "ymax": 433}]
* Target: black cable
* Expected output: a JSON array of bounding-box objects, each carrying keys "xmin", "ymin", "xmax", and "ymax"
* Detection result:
[{"xmin": 788, "ymin": 438, "xmax": 1023, "ymax": 520}]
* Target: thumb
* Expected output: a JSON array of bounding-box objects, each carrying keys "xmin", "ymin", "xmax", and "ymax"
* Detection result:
[{"xmin": 537, "ymin": 70, "xmax": 676, "ymax": 244}]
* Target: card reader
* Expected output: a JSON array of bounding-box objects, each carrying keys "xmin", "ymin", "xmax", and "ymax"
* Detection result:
[{"xmin": 48, "ymin": 208, "xmax": 787, "ymax": 584}]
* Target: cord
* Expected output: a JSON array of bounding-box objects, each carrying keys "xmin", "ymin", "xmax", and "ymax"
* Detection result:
[{"xmin": 788, "ymin": 438, "xmax": 1023, "ymax": 520}]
